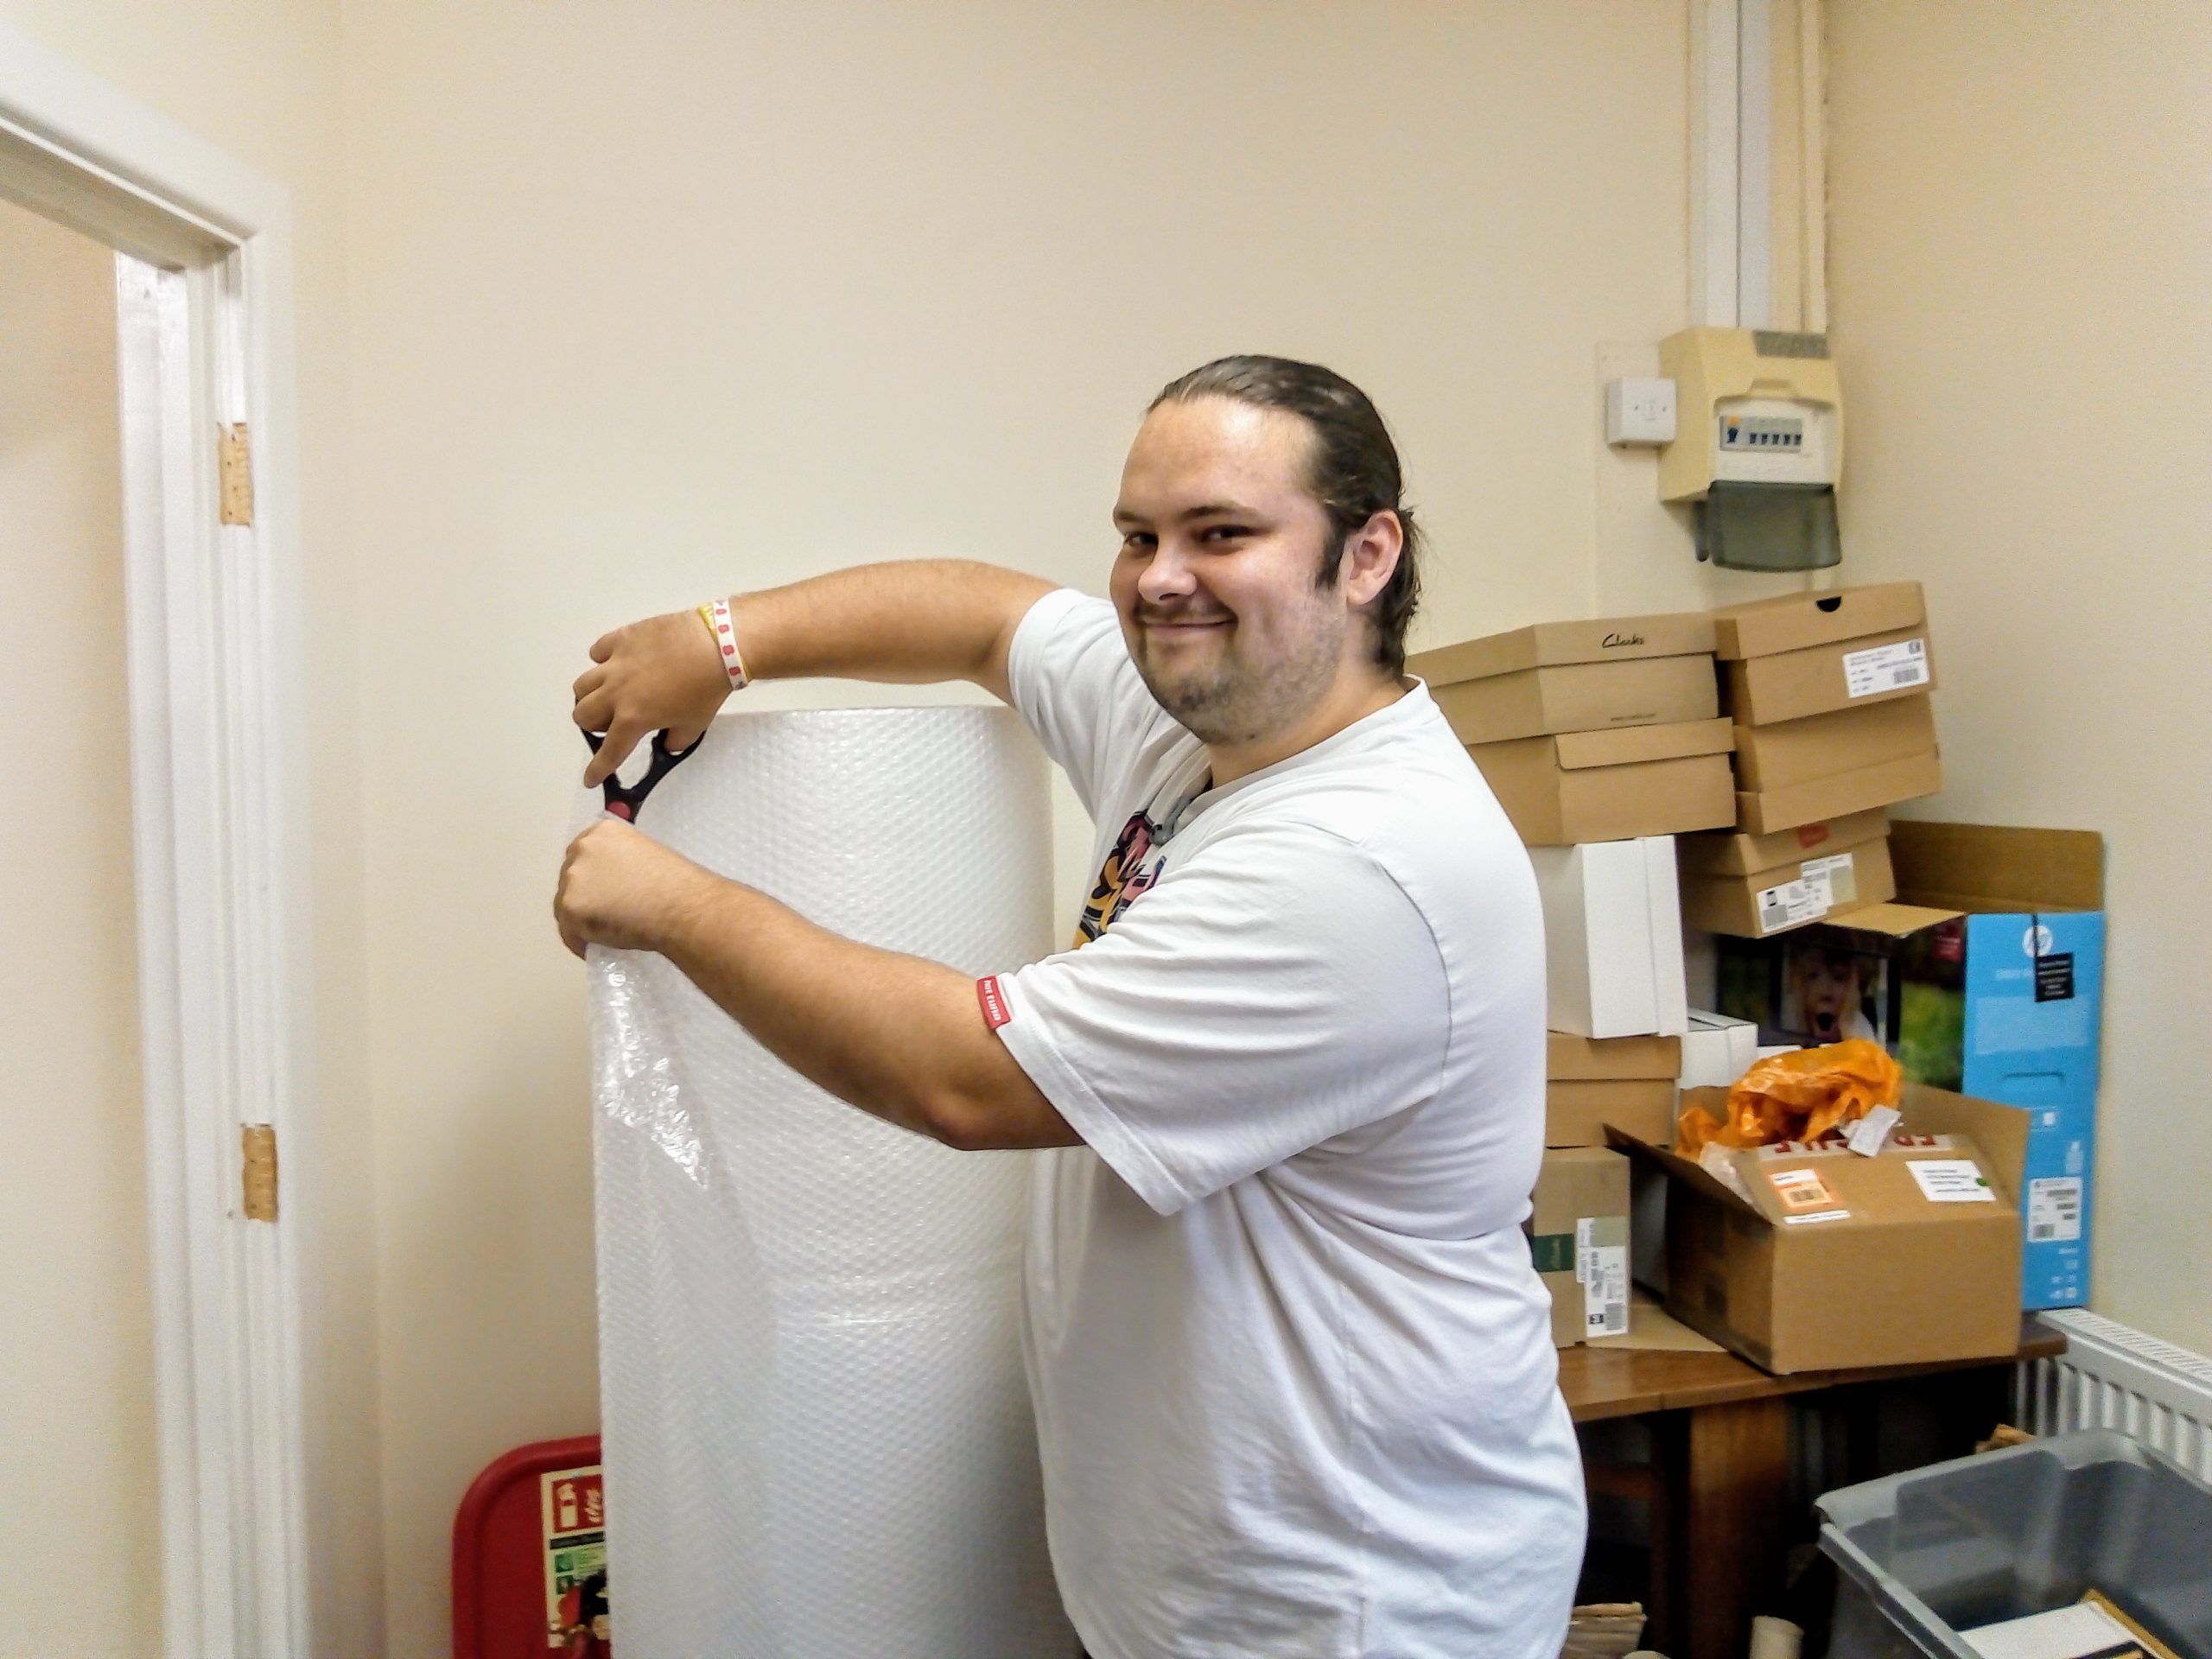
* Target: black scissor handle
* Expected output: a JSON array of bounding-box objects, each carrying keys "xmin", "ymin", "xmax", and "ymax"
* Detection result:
[{"xmin": 584, "ymin": 728, "xmax": 701, "ymax": 823}]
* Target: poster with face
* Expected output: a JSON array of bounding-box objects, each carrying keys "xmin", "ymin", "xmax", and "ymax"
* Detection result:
[{"xmin": 1777, "ymin": 942, "xmax": 1890, "ymax": 1046}]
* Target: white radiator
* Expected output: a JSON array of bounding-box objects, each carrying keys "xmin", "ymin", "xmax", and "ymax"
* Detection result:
[{"xmin": 2018, "ymin": 1309, "xmax": 2212, "ymax": 1481}]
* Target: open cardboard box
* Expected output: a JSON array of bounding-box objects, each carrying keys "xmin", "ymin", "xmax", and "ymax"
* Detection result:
[
  {"xmin": 1610, "ymin": 1082, "xmax": 2028, "ymax": 1373},
  {"xmin": 1712, "ymin": 822, "xmax": 2105, "ymax": 1310}
]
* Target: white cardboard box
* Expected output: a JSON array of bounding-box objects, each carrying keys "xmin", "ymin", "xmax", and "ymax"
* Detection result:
[
  {"xmin": 1680, "ymin": 1009, "xmax": 1759, "ymax": 1089},
  {"xmin": 1528, "ymin": 837, "xmax": 1690, "ymax": 1039}
]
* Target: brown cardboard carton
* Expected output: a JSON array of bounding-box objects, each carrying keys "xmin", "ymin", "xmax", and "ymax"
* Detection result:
[
  {"xmin": 1546, "ymin": 1032, "xmax": 1680, "ymax": 1147},
  {"xmin": 1723, "ymin": 626, "xmax": 1938, "ymax": 726},
  {"xmin": 1529, "ymin": 1147, "xmax": 1631, "ymax": 1347},
  {"xmin": 1737, "ymin": 749, "xmax": 1943, "ymax": 835},
  {"xmin": 1412, "ymin": 610, "xmax": 1717, "ymax": 685},
  {"xmin": 1679, "ymin": 808, "xmax": 1891, "ymax": 878},
  {"xmin": 1610, "ymin": 1083, "xmax": 2028, "ymax": 1373},
  {"xmin": 1471, "ymin": 718, "xmax": 1735, "ymax": 845},
  {"xmin": 1431, "ymin": 655, "xmax": 1719, "ymax": 746},
  {"xmin": 1681, "ymin": 837, "xmax": 1897, "ymax": 938},
  {"xmin": 1548, "ymin": 1080, "xmax": 1675, "ymax": 1148},
  {"xmin": 1713, "ymin": 582, "xmax": 1926, "ymax": 661},
  {"xmin": 1548, "ymin": 1031, "xmax": 1683, "ymax": 1080},
  {"xmin": 1733, "ymin": 696, "xmax": 1939, "ymax": 791}
]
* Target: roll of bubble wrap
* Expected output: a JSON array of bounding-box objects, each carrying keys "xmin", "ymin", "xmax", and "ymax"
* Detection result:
[{"xmin": 587, "ymin": 707, "xmax": 1071, "ymax": 1658}]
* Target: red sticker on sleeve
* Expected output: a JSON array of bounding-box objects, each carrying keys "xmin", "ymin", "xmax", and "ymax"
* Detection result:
[{"xmin": 976, "ymin": 976, "xmax": 1011, "ymax": 1031}]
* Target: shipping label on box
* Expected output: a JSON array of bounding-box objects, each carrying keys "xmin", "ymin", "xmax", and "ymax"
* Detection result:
[
  {"xmin": 1528, "ymin": 1147, "xmax": 1633, "ymax": 1347},
  {"xmin": 1725, "ymin": 626, "xmax": 1939, "ymax": 726},
  {"xmin": 1681, "ymin": 838, "xmax": 1897, "ymax": 938}
]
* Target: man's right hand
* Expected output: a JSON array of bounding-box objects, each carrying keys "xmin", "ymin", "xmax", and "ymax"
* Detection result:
[{"xmin": 573, "ymin": 607, "xmax": 731, "ymax": 786}]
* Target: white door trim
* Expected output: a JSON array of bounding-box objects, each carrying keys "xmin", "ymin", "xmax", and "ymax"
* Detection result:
[{"xmin": 2, "ymin": 22, "xmax": 319, "ymax": 1658}]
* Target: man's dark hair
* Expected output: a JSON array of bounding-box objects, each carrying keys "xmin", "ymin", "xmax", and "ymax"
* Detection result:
[{"xmin": 1150, "ymin": 354, "xmax": 1423, "ymax": 677}]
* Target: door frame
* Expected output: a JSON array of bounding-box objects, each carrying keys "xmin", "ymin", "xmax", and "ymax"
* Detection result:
[{"xmin": 1, "ymin": 23, "xmax": 321, "ymax": 1657}]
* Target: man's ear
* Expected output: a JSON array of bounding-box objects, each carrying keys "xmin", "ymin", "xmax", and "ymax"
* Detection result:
[{"xmin": 1340, "ymin": 510, "xmax": 1404, "ymax": 609}]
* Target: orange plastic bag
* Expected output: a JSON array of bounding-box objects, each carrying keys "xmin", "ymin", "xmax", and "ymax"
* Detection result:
[{"xmin": 1675, "ymin": 1039, "xmax": 1902, "ymax": 1155}]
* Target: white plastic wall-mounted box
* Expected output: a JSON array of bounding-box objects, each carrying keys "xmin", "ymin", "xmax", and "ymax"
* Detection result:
[
  {"xmin": 1528, "ymin": 836, "xmax": 1689, "ymax": 1039},
  {"xmin": 1605, "ymin": 375, "xmax": 1678, "ymax": 445}
]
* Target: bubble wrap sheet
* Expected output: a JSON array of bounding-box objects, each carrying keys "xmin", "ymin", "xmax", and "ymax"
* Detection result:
[{"xmin": 587, "ymin": 707, "xmax": 1070, "ymax": 1658}]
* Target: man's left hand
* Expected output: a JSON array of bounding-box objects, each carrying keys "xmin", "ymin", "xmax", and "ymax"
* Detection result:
[{"xmin": 555, "ymin": 819, "xmax": 714, "ymax": 958}]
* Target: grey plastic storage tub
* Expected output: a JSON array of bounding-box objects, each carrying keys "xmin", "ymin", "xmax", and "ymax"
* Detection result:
[{"xmin": 1816, "ymin": 1430, "xmax": 2212, "ymax": 1659}]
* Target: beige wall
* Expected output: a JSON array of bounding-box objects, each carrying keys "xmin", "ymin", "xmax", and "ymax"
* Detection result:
[
  {"xmin": 0, "ymin": 1, "xmax": 381, "ymax": 1652},
  {"xmin": 1826, "ymin": 3, "xmax": 2212, "ymax": 1351},
  {"xmin": 335, "ymin": 4, "xmax": 1690, "ymax": 1650},
  {"xmin": 0, "ymin": 199, "xmax": 158, "ymax": 1656}
]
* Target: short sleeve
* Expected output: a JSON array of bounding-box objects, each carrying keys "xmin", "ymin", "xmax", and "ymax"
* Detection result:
[
  {"xmin": 1005, "ymin": 588, "xmax": 1178, "ymax": 818},
  {"xmin": 992, "ymin": 822, "xmax": 1452, "ymax": 1214}
]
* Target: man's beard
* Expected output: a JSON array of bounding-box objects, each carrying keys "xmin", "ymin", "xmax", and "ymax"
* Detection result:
[{"xmin": 1133, "ymin": 607, "xmax": 1344, "ymax": 747}]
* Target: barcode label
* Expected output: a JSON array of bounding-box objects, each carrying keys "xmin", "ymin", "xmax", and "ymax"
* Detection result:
[
  {"xmin": 1843, "ymin": 637, "xmax": 1930, "ymax": 698},
  {"xmin": 1577, "ymin": 1217, "xmax": 1629, "ymax": 1337},
  {"xmin": 1802, "ymin": 851, "xmax": 1856, "ymax": 906},
  {"xmin": 1756, "ymin": 869, "xmax": 1834, "ymax": 933},
  {"xmin": 1770, "ymin": 1166, "xmax": 1841, "ymax": 1211},
  {"xmin": 2028, "ymin": 1176, "xmax": 2083, "ymax": 1243}
]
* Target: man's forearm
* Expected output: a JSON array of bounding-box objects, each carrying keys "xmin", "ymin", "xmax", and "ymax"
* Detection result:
[
  {"xmin": 729, "ymin": 561, "xmax": 1056, "ymax": 695},
  {"xmin": 654, "ymin": 867, "xmax": 1077, "ymax": 1152}
]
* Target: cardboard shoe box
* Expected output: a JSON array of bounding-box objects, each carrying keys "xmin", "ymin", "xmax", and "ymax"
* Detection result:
[
  {"xmin": 1471, "ymin": 717, "xmax": 1735, "ymax": 845},
  {"xmin": 1547, "ymin": 1031, "xmax": 1681, "ymax": 1147},
  {"xmin": 1737, "ymin": 751, "xmax": 1943, "ymax": 836},
  {"xmin": 1712, "ymin": 823, "xmax": 2106, "ymax": 1310},
  {"xmin": 1714, "ymin": 582, "xmax": 1937, "ymax": 727},
  {"xmin": 1733, "ymin": 696, "xmax": 1939, "ymax": 792},
  {"xmin": 1679, "ymin": 813, "xmax": 1897, "ymax": 937},
  {"xmin": 1528, "ymin": 1147, "xmax": 1631, "ymax": 1347},
  {"xmin": 1529, "ymin": 837, "xmax": 1691, "ymax": 1039},
  {"xmin": 1611, "ymin": 1083, "xmax": 2029, "ymax": 1372},
  {"xmin": 1413, "ymin": 611, "xmax": 1719, "ymax": 746}
]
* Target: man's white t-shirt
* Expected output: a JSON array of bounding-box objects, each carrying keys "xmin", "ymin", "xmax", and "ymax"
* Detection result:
[{"xmin": 992, "ymin": 590, "xmax": 1586, "ymax": 1659}]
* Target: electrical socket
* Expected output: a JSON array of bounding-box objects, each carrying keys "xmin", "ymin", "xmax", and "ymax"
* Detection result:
[{"xmin": 1605, "ymin": 377, "xmax": 1678, "ymax": 446}]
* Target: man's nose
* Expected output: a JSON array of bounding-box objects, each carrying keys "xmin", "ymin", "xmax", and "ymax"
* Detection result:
[{"xmin": 1137, "ymin": 537, "xmax": 1197, "ymax": 604}]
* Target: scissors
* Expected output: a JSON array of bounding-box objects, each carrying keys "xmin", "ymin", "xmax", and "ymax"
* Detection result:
[{"xmin": 583, "ymin": 728, "xmax": 701, "ymax": 823}]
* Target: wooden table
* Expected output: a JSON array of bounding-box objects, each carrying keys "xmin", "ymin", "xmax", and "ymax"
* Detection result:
[{"xmin": 1557, "ymin": 1316, "xmax": 2065, "ymax": 1659}]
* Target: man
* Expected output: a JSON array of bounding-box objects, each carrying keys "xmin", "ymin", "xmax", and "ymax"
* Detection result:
[{"xmin": 556, "ymin": 356, "xmax": 1585, "ymax": 1656}]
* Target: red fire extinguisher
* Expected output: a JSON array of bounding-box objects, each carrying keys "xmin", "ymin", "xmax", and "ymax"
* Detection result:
[{"xmin": 453, "ymin": 1435, "xmax": 611, "ymax": 1659}]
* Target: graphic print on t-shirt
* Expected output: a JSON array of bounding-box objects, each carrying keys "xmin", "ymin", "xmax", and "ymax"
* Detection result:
[
  {"xmin": 1073, "ymin": 766, "xmax": 1208, "ymax": 947},
  {"xmin": 1075, "ymin": 810, "xmax": 1163, "ymax": 946}
]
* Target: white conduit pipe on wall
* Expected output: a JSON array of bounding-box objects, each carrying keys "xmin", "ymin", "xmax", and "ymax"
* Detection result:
[{"xmin": 587, "ymin": 707, "xmax": 1071, "ymax": 1657}]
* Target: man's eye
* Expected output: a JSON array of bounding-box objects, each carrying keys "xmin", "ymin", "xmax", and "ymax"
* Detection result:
[
  {"xmin": 1201, "ymin": 525, "xmax": 1249, "ymax": 543},
  {"xmin": 1121, "ymin": 532, "xmax": 1155, "ymax": 550}
]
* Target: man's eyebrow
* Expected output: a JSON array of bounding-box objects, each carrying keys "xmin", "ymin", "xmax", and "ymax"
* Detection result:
[{"xmin": 1112, "ymin": 499, "xmax": 1259, "ymax": 529}]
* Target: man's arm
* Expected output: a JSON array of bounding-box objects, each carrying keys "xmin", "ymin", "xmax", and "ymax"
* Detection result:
[
  {"xmin": 555, "ymin": 822, "xmax": 1078, "ymax": 1152},
  {"xmin": 575, "ymin": 560, "xmax": 1055, "ymax": 785}
]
